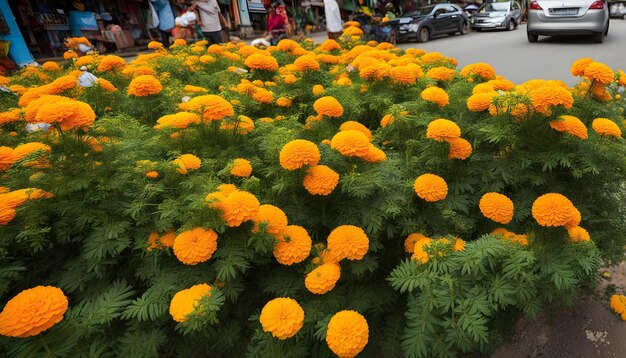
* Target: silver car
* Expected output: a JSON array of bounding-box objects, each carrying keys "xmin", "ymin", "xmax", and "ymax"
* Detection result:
[
  {"xmin": 527, "ymin": 0, "xmax": 610, "ymax": 42},
  {"xmin": 610, "ymin": 2, "xmax": 626, "ymax": 19},
  {"xmin": 471, "ymin": 0, "xmax": 522, "ymax": 31}
]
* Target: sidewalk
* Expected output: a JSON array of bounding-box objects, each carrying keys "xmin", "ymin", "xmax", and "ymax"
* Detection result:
[{"xmin": 243, "ymin": 31, "xmax": 328, "ymax": 46}]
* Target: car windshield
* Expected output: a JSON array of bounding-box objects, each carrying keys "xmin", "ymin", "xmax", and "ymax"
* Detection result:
[
  {"xmin": 478, "ymin": 2, "xmax": 509, "ymax": 13},
  {"xmin": 403, "ymin": 6, "xmax": 435, "ymax": 17}
]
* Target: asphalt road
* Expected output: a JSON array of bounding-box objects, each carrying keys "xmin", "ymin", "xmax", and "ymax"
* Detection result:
[{"xmin": 395, "ymin": 20, "xmax": 626, "ymax": 86}]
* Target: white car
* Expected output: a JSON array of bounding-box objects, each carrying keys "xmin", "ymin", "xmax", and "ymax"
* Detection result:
[
  {"xmin": 610, "ymin": 2, "xmax": 626, "ymax": 19},
  {"xmin": 527, "ymin": 0, "xmax": 610, "ymax": 43}
]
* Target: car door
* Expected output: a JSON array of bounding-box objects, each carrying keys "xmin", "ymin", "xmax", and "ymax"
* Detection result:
[
  {"xmin": 441, "ymin": 5, "xmax": 463, "ymax": 32},
  {"xmin": 430, "ymin": 5, "xmax": 449, "ymax": 34},
  {"xmin": 511, "ymin": 1, "xmax": 521, "ymax": 23}
]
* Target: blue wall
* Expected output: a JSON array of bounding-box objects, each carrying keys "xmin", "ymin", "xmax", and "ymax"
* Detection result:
[{"xmin": 0, "ymin": 0, "xmax": 35, "ymax": 66}]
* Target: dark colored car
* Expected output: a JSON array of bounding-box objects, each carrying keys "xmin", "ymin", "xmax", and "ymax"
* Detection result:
[
  {"xmin": 390, "ymin": 4, "xmax": 470, "ymax": 42},
  {"xmin": 470, "ymin": 0, "xmax": 522, "ymax": 31}
]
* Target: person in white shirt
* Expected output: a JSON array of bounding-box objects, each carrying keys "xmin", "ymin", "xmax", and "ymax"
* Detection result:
[
  {"xmin": 324, "ymin": 0, "xmax": 343, "ymax": 39},
  {"xmin": 193, "ymin": 0, "xmax": 230, "ymax": 44}
]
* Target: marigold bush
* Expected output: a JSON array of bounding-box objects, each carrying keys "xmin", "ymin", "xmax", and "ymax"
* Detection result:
[{"xmin": 0, "ymin": 38, "xmax": 624, "ymax": 358}]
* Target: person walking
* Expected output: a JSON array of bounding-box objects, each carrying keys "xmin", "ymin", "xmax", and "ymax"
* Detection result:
[
  {"xmin": 193, "ymin": 0, "xmax": 230, "ymax": 45},
  {"xmin": 324, "ymin": 0, "xmax": 342, "ymax": 40}
]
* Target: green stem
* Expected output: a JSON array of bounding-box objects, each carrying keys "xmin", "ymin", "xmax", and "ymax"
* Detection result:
[{"xmin": 39, "ymin": 335, "xmax": 54, "ymax": 358}]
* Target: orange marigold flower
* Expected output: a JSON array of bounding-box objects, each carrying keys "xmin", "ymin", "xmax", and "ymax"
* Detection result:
[
  {"xmin": 564, "ymin": 206, "xmax": 582, "ymax": 230},
  {"xmin": 276, "ymin": 97, "xmax": 292, "ymax": 107},
  {"xmin": 380, "ymin": 114, "xmax": 395, "ymax": 127},
  {"xmin": 313, "ymin": 96, "xmax": 344, "ymax": 117},
  {"xmin": 426, "ymin": 118, "xmax": 461, "ymax": 141},
  {"xmin": 63, "ymin": 50, "xmax": 78, "ymax": 59},
  {"xmin": 127, "ymin": 75, "xmax": 163, "ymax": 96},
  {"xmin": 446, "ymin": 137, "xmax": 472, "ymax": 160},
  {"xmin": 97, "ymin": 78, "xmax": 117, "ymax": 92},
  {"xmin": 169, "ymin": 284, "xmax": 212, "ymax": 322},
  {"xmin": 0, "ymin": 286, "xmax": 68, "ymax": 337},
  {"xmin": 145, "ymin": 171, "xmax": 159, "ymax": 178},
  {"xmin": 479, "ymin": 192, "xmax": 514, "ymax": 224},
  {"xmin": 467, "ymin": 92, "xmax": 498, "ymax": 112},
  {"xmin": 488, "ymin": 78, "xmax": 515, "ymax": 91},
  {"xmin": 339, "ymin": 121, "xmax": 371, "ymax": 140},
  {"xmin": 610, "ymin": 295, "xmax": 626, "ymax": 317},
  {"xmin": 279, "ymin": 139, "xmax": 320, "ymax": 170},
  {"xmin": 33, "ymin": 99, "xmax": 96, "ymax": 131},
  {"xmin": 274, "ymin": 225, "xmax": 312, "ymax": 265},
  {"xmin": 343, "ymin": 26, "xmax": 363, "ymax": 36},
  {"xmin": 421, "ymin": 52, "xmax": 445, "ymax": 63},
  {"xmin": 96, "ymin": 55, "xmax": 126, "ymax": 72},
  {"xmin": 549, "ymin": 115, "xmax": 588, "ymax": 139},
  {"xmin": 305, "ymin": 262, "xmax": 341, "ymax": 294},
  {"xmin": 319, "ymin": 39, "xmax": 341, "ymax": 51},
  {"xmin": 531, "ymin": 193, "xmax": 576, "ymax": 227},
  {"xmin": 178, "ymin": 95, "xmax": 234, "ymax": 121},
  {"xmin": 220, "ymin": 190, "xmax": 260, "ymax": 227},
  {"xmin": 529, "ymin": 85, "xmax": 574, "ymax": 116},
  {"xmin": 583, "ymin": 62, "xmax": 614, "ymax": 84},
  {"xmin": 330, "ymin": 130, "xmax": 371, "ymax": 158},
  {"xmin": 312, "ymin": 84, "xmax": 324, "ymax": 95},
  {"xmin": 173, "ymin": 228, "xmax": 218, "ymax": 265},
  {"xmin": 327, "ymin": 225, "xmax": 369, "ymax": 262},
  {"xmin": 230, "ymin": 158, "xmax": 252, "ymax": 178},
  {"xmin": 244, "ymin": 53, "xmax": 279, "ymax": 71},
  {"xmin": 618, "ymin": 70, "xmax": 626, "ymax": 86},
  {"xmin": 360, "ymin": 63, "xmax": 390, "ymax": 81},
  {"xmin": 0, "ymin": 188, "xmax": 52, "ymax": 210},
  {"xmin": 426, "ymin": 67, "xmax": 456, "ymax": 82},
  {"xmin": 251, "ymin": 87, "xmax": 274, "ymax": 104},
  {"xmin": 570, "ymin": 58, "xmax": 594, "ymax": 77},
  {"xmin": 41, "ymin": 61, "xmax": 60, "ymax": 72},
  {"xmin": 154, "ymin": 112, "xmax": 200, "ymax": 129},
  {"xmin": 294, "ymin": 55, "xmax": 320, "ymax": 71},
  {"xmin": 389, "ymin": 66, "xmax": 416, "ymax": 84},
  {"xmin": 74, "ymin": 55, "xmax": 95, "ymax": 67},
  {"xmin": 253, "ymin": 204, "xmax": 288, "ymax": 236},
  {"xmin": 220, "ymin": 115, "xmax": 255, "ymax": 134},
  {"xmin": 412, "ymin": 237, "xmax": 433, "ymax": 263},
  {"xmin": 326, "ymin": 310, "xmax": 369, "ymax": 358},
  {"xmin": 283, "ymin": 74, "xmax": 298, "ymax": 84},
  {"xmin": 172, "ymin": 38, "xmax": 187, "ymax": 46},
  {"xmin": 414, "ymin": 174, "xmax": 448, "ymax": 202},
  {"xmin": 362, "ymin": 144, "xmax": 387, "ymax": 163},
  {"xmin": 184, "ymin": 85, "xmax": 208, "ymax": 93},
  {"xmin": 11, "ymin": 142, "xmax": 51, "ymax": 164},
  {"xmin": 303, "ymin": 165, "xmax": 339, "ymax": 195},
  {"xmin": 404, "ymin": 233, "xmax": 429, "ymax": 253},
  {"xmin": 174, "ymin": 154, "xmax": 201, "ymax": 174},
  {"xmin": 148, "ymin": 41, "xmax": 164, "ymax": 49},
  {"xmin": 0, "ymin": 206, "xmax": 17, "ymax": 225},
  {"xmin": 567, "ymin": 226, "xmax": 590, "ymax": 243},
  {"xmin": 592, "ymin": 118, "xmax": 622, "ymax": 138},
  {"xmin": 460, "ymin": 63, "xmax": 497, "ymax": 80},
  {"xmin": 0, "ymin": 109, "xmax": 22, "ymax": 125},
  {"xmin": 335, "ymin": 77, "xmax": 353, "ymax": 86},
  {"xmin": 260, "ymin": 298, "xmax": 305, "ymax": 340},
  {"xmin": 420, "ymin": 87, "xmax": 449, "ymax": 106}
]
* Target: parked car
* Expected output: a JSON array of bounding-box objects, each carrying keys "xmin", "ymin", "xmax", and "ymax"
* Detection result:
[
  {"xmin": 609, "ymin": 2, "xmax": 626, "ymax": 18},
  {"xmin": 470, "ymin": 0, "xmax": 522, "ymax": 31},
  {"xmin": 390, "ymin": 4, "xmax": 470, "ymax": 43},
  {"xmin": 526, "ymin": 0, "xmax": 610, "ymax": 43}
]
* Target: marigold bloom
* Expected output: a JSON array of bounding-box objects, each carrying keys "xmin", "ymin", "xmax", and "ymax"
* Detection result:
[
  {"xmin": 467, "ymin": 92, "xmax": 498, "ymax": 112},
  {"xmin": 230, "ymin": 158, "xmax": 252, "ymax": 178},
  {"xmin": 220, "ymin": 115, "xmax": 255, "ymax": 134},
  {"xmin": 0, "ymin": 109, "xmax": 22, "ymax": 126},
  {"xmin": 414, "ymin": 174, "xmax": 448, "ymax": 202},
  {"xmin": 273, "ymin": 225, "xmax": 312, "ymax": 265},
  {"xmin": 335, "ymin": 77, "xmax": 353, "ymax": 86},
  {"xmin": 303, "ymin": 165, "xmax": 339, "ymax": 195},
  {"xmin": 276, "ymin": 97, "xmax": 292, "ymax": 107},
  {"xmin": 184, "ymin": 85, "xmax": 208, "ymax": 93},
  {"xmin": 421, "ymin": 51, "xmax": 445, "ymax": 63},
  {"xmin": 0, "ymin": 286, "xmax": 68, "ymax": 337},
  {"xmin": 570, "ymin": 58, "xmax": 594, "ymax": 76},
  {"xmin": 404, "ymin": 233, "xmax": 428, "ymax": 253},
  {"xmin": 41, "ymin": 61, "xmax": 60, "ymax": 72},
  {"xmin": 33, "ymin": 98, "xmax": 96, "ymax": 130},
  {"xmin": 583, "ymin": 62, "xmax": 614, "ymax": 84},
  {"xmin": 389, "ymin": 66, "xmax": 416, "ymax": 84},
  {"xmin": 11, "ymin": 142, "xmax": 51, "ymax": 163},
  {"xmin": 343, "ymin": 26, "xmax": 363, "ymax": 35},
  {"xmin": 330, "ymin": 130, "xmax": 370, "ymax": 158},
  {"xmin": 127, "ymin": 75, "xmax": 163, "ymax": 96},
  {"xmin": 362, "ymin": 144, "xmax": 387, "ymax": 163},
  {"xmin": 97, "ymin": 78, "xmax": 117, "ymax": 92},
  {"xmin": 96, "ymin": 55, "xmax": 126, "ymax": 72},
  {"xmin": 326, "ymin": 310, "xmax": 369, "ymax": 358},
  {"xmin": 173, "ymin": 228, "xmax": 218, "ymax": 265},
  {"xmin": 339, "ymin": 121, "xmax": 371, "ymax": 140},
  {"xmin": 460, "ymin": 63, "xmax": 497, "ymax": 80},
  {"xmin": 174, "ymin": 154, "xmax": 201, "ymax": 174},
  {"xmin": 313, "ymin": 96, "xmax": 344, "ymax": 117},
  {"xmin": 0, "ymin": 205, "xmax": 16, "ymax": 225},
  {"xmin": 283, "ymin": 74, "xmax": 297, "ymax": 84},
  {"xmin": 479, "ymin": 192, "xmax": 514, "ymax": 224},
  {"xmin": 380, "ymin": 114, "xmax": 395, "ymax": 127},
  {"xmin": 178, "ymin": 95, "xmax": 234, "ymax": 121},
  {"xmin": 319, "ymin": 39, "xmax": 341, "ymax": 51},
  {"xmin": 564, "ymin": 206, "xmax": 582, "ymax": 229},
  {"xmin": 360, "ymin": 63, "xmax": 390, "ymax": 81},
  {"xmin": 148, "ymin": 41, "xmax": 164, "ymax": 49},
  {"xmin": 549, "ymin": 115, "xmax": 588, "ymax": 139},
  {"xmin": 64, "ymin": 50, "xmax": 78, "ymax": 59},
  {"xmin": 260, "ymin": 298, "xmax": 305, "ymax": 340},
  {"xmin": 155, "ymin": 112, "xmax": 200, "ymax": 129},
  {"xmin": 294, "ymin": 55, "xmax": 320, "ymax": 71},
  {"xmin": 426, "ymin": 67, "xmax": 456, "ymax": 82},
  {"xmin": 567, "ymin": 226, "xmax": 590, "ymax": 243},
  {"xmin": 312, "ymin": 84, "xmax": 324, "ymax": 95},
  {"xmin": 327, "ymin": 225, "xmax": 369, "ymax": 262},
  {"xmin": 0, "ymin": 188, "xmax": 52, "ymax": 210},
  {"xmin": 305, "ymin": 262, "xmax": 341, "ymax": 294},
  {"xmin": 488, "ymin": 78, "xmax": 515, "ymax": 91},
  {"xmin": 446, "ymin": 137, "xmax": 472, "ymax": 160},
  {"xmin": 253, "ymin": 204, "xmax": 288, "ymax": 236},
  {"xmin": 244, "ymin": 53, "xmax": 279, "ymax": 71},
  {"xmin": 529, "ymin": 86, "xmax": 574, "ymax": 116},
  {"xmin": 532, "ymin": 193, "xmax": 576, "ymax": 227},
  {"xmin": 610, "ymin": 295, "xmax": 626, "ymax": 320},
  {"xmin": 426, "ymin": 118, "xmax": 461, "ymax": 141},
  {"xmin": 412, "ymin": 237, "xmax": 433, "ymax": 263},
  {"xmin": 251, "ymin": 87, "xmax": 274, "ymax": 104},
  {"xmin": 279, "ymin": 139, "xmax": 320, "ymax": 170},
  {"xmin": 169, "ymin": 284, "xmax": 212, "ymax": 322},
  {"xmin": 592, "ymin": 118, "xmax": 622, "ymax": 138},
  {"xmin": 220, "ymin": 190, "xmax": 260, "ymax": 227},
  {"xmin": 420, "ymin": 87, "xmax": 449, "ymax": 106}
]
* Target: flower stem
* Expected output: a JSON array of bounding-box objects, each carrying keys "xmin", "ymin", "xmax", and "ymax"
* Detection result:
[{"xmin": 39, "ymin": 335, "xmax": 54, "ymax": 357}]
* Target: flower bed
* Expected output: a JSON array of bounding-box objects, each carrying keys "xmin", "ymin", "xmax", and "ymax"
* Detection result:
[{"xmin": 0, "ymin": 37, "xmax": 625, "ymax": 357}]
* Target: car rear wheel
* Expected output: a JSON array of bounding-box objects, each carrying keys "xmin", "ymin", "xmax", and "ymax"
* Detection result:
[
  {"xmin": 417, "ymin": 27, "xmax": 430, "ymax": 43},
  {"xmin": 527, "ymin": 32, "xmax": 538, "ymax": 42},
  {"xmin": 459, "ymin": 21, "xmax": 469, "ymax": 34},
  {"xmin": 507, "ymin": 20, "xmax": 515, "ymax": 31},
  {"xmin": 592, "ymin": 31, "xmax": 604, "ymax": 43}
]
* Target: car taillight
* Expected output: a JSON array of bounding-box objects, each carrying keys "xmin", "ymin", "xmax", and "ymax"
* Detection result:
[
  {"xmin": 529, "ymin": 1, "xmax": 543, "ymax": 10},
  {"xmin": 589, "ymin": 0, "xmax": 604, "ymax": 9}
]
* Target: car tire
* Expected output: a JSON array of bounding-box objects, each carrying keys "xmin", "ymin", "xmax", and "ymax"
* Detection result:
[
  {"xmin": 507, "ymin": 20, "xmax": 515, "ymax": 31},
  {"xmin": 417, "ymin": 27, "xmax": 430, "ymax": 43},
  {"xmin": 592, "ymin": 31, "xmax": 604, "ymax": 43},
  {"xmin": 459, "ymin": 21, "xmax": 469, "ymax": 34},
  {"xmin": 527, "ymin": 32, "xmax": 538, "ymax": 42}
]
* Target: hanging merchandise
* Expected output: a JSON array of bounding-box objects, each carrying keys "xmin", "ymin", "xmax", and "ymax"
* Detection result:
[
  {"xmin": 149, "ymin": 1, "xmax": 160, "ymax": 29},
  {"xmin": 78, "ymin": 66, "xmax": 98, "ymax": 87}
]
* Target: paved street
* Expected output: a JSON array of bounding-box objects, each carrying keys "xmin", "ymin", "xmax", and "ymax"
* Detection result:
[{"xmin": 395, "ymin": 20, "xmax": 626, "ymax": 85}]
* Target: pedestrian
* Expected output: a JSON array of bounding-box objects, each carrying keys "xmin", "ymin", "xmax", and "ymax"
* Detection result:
[
  {"xmin": 324, "ymin": 0, "xmax": 343, "ymax": 40},
  {"xmin": 193, "ymin": 0, "xmax": 230, "ymax": 45}
]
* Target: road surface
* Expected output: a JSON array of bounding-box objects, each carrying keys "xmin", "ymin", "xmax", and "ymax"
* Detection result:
[{"xmin": 395, "ymin": 21, "xmax": 626, "ymax": 86}]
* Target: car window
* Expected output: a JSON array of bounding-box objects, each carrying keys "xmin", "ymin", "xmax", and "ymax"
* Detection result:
[
  {"xmin": 404, "ymin": 6, "xmax": 435, "ymax": 17},
  {"xmin": 444, "ymin": 5, "xmax": 458, "ymax": 13},
  {"xmin": 478, "ymin": 1, "xmax": 510, "ymax": 12},
  {"xmin": 512, "ymin": 2, "xmax": 520, "ymax": 10}
]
